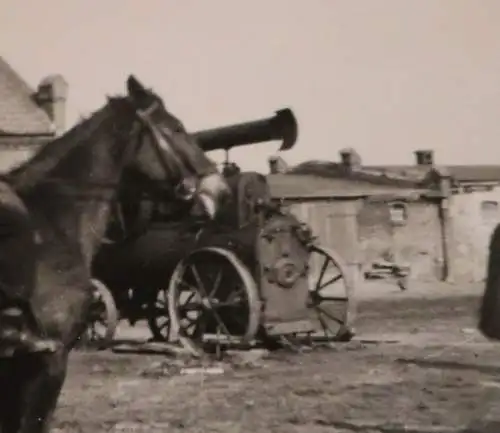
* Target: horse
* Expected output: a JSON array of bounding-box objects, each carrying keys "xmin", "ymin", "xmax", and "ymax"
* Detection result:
[
  {"xmin": 0, "ymin": 75, "xmax": 230, "ymax": 433},
  {"xmin": 479, "ymin": 223, "xmax": 500, "ymax": 340}
]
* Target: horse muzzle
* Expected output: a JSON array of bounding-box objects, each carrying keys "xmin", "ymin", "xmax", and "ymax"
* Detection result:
[
  {"xmin": 174, "ymin": 177, "xmax": 197, "ymax": 201},
  {"xmin": 190, "ymin": 173, "xmax": 230, "ymax": 220}
]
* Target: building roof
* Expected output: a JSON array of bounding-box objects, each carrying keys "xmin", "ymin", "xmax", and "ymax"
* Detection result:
[
  {"xmin": 368, "ymin": 164, "xmax": 500, "ymax": 183},
  {"xmin": 267, "ymin": 173, "xmax": 429, "ymax": 200},
  {"xmin": 0, "ymin": 56, "xmax": 54, "ymax": 135},
  {"xmin": 289, "ymin": 161, "xmax": 430, "ymax": 187},
  {"xmin": 290, "ymin": 160, "xmax": 500, "ymax": 185}
]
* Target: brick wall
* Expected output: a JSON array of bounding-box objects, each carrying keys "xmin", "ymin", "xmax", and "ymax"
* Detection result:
[
  {"xmin": 357, "ymin": 199, "xmax": 444, "ymax": 281},
  {"xmin": 448, "ymin": 187, "xmax": 500, "ymax": 282}
]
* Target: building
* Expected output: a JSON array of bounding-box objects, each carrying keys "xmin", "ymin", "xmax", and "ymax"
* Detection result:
[
  {"xmin": 0, "ymin": 56, "xmax": 68, "ymax": 172},
  {"xmin": 267, "ymin": 148, "xmax": 500, "ymax": 284}
]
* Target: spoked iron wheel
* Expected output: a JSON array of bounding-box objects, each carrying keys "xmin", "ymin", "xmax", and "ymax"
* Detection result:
[
  {"xmin": 168, "ymin": 247, "xmax": 261, "ymax": 357},
  {"xmin": 81, "ymin": 279, "xmax": 118, "ymax": 350},
  {"xmin": 147, "ymin": 287, "xmax": 171, "ymax": 342},
  {"xmin": 306, "ymin": 245, "xmax": 355, "ymax": 342}
]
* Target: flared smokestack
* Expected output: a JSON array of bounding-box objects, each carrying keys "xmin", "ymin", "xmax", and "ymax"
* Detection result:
[{"xmin": 192, "ymin": 108, "xmax": 298, "ymax": 153}]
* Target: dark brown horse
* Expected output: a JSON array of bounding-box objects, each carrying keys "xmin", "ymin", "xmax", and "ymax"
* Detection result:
[
  {"xmin": 0, "ymin": 75, "xmax": 229, "ymax": 433},
  {"xmin": 479, "ymin": 223, "xmax": 500, "ymax": 340}
]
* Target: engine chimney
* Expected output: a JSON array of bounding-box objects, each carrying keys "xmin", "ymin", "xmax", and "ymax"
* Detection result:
[{"xmin": 414, "ymin": 149, "xmax": 434, "ymax": 166}]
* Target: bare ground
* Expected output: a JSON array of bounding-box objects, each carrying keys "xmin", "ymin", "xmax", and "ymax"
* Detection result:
[{"xmin": 54, "ymin": 284, "xmax": 500, "ymax": 433}]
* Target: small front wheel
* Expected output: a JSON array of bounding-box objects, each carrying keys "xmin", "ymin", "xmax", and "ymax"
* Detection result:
[{"xmin": 307, "ymin": 245, "xmax": 355, "ymax": 342}]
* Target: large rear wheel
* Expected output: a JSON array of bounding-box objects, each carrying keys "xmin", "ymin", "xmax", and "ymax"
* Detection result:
[{"xmin": 167, "ymin": 247, "xmax": 261, "ymax": 356}]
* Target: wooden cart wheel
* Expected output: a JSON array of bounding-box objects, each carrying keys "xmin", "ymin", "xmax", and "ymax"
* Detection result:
[
  {"xmin": 168, "ymin": 247, "xmax": 261, "ymax": 357},
  {"xmin": 83, "ymin": 279, "xmax": 119, "ymax": 349},
  {"xmin": 147, "ymin": 287, "xmax": 171, "ymax": 342},
  {"xmin": 307, "ymin": 245, "xmax": 355, "ymax": 342}
]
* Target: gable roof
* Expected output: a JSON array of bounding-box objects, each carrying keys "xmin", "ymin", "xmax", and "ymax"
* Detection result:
[{"xmin": 0, "ymin": 56, "xmax": 54, "ymax": 135}]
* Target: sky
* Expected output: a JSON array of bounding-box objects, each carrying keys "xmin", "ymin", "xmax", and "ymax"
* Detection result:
[{"xmin": 2, "ymin": 0, "xmax": 500, "ymax": 172}]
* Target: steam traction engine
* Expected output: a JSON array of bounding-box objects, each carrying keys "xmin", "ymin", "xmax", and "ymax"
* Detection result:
[
  {"xmin": 167, "ymin": 195, "xmax": 355, "ymax": 356},
  {"xmin": 87, "ymin": 109, "xmax": 355, "ymax": 354}
]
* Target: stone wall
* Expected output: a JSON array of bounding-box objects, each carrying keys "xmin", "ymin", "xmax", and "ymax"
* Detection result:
[
  {"xmin": 357, "ymin": 199, "xmax": 444, "ymax": 281},
  {"xmin": 278, "ymin": 188, "xmax": 500, "ymax": 284}
]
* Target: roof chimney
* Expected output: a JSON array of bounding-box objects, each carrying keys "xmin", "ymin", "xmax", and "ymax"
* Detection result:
[
  {"xmin": 268, "ymin": 155, "xmax": 289, "ymax": 174},
  {"xmin": 339, "ymin": 147, "xmax": 362, "ymax": 170},
  {"xmin": 34, "ymin": 74, "xmax": 68, "ymax": 136},
  {"xmin": 414, "ymin": 149, "xmax": 434, "ymax": 166}
]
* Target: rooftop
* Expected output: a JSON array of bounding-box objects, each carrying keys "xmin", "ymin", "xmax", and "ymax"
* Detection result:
[
  {"xmin": 267, "ymin": 173, "xmax": 429, "ymax": 200},
  {"xmin": 286, "ymin": 148, "xmax": 500, "ymax": 185},
  {"xmin": 0, "ymin": 56, "xmax": 54, "ymax": 136}
]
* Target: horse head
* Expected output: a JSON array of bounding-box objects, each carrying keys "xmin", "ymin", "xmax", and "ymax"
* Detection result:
[{"xmin": 117, "ymin": 75, "xmax": 230, "ymax": 220}]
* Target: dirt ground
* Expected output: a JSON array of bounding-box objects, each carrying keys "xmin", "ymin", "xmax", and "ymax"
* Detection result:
[{"xmin": 53, "ymin": 283, "xmax": 500, "ymax": 433}]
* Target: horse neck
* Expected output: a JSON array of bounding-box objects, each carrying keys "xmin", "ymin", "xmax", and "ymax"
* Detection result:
[{"xmin": 9, "ymin": 104, "xmax": 133, "ymax": 268}]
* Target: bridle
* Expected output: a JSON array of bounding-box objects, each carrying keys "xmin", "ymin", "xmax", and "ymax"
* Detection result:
[{"xmin": 125, "ymin": 98, "xmax": 201, "ymax": 202}]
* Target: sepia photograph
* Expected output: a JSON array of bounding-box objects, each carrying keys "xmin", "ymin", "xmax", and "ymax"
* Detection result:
[{"xmin": 1, "ymin": 1, "xmax": 500, "ymax": 432}]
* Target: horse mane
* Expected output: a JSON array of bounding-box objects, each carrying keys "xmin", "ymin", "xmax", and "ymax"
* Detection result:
[{"xmin": 6, "ymin": 96, "xmax": 129, "ymax": 193}]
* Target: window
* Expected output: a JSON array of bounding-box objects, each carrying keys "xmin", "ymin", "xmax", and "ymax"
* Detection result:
[
  {"xmin": 480, "ymin": 200, "xmax": 499, "ymax": 223},
  {"xmin": 388, "ymin": 201, "xmax": 408, "ymax": 226}
]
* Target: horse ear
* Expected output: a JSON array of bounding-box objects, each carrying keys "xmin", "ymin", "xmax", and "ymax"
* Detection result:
[{"xmin": 127, "ymin": 75, "xmax": 147, "ymax": 100}]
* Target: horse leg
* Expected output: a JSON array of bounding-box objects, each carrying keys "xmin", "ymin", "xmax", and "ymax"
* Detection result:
[
  {"xmin": 0, "ymin": 185, "xmax": 61, "ymax": 357},
  {"xmin": 0, "ymin": 350, "xmax": 68, "ymax": 433}
]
